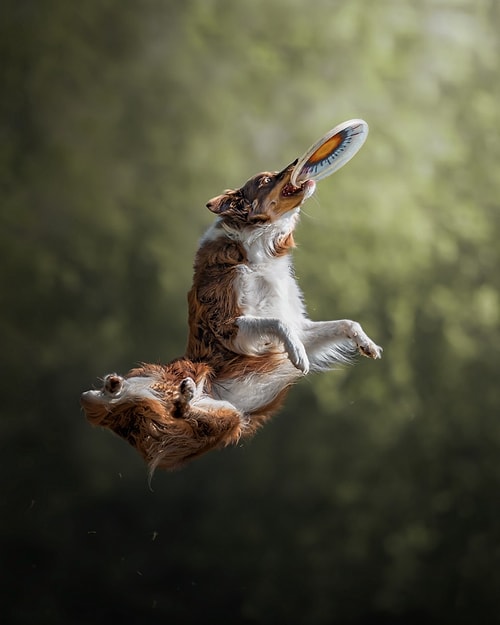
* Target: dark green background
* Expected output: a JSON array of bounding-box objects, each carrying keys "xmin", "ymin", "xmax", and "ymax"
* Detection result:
[{"xmin": 3, "ymin": 1, "xmax": 500, "ymax": 623}]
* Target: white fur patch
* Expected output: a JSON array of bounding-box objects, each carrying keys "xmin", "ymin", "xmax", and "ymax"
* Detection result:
[
  {"xmin": 235, "ymin": 256, "xmax": 306, "ymax": 331},
  {"xmin": 213, "ymin": 361, "xmax": 301, "ymax": 414},
  {"xmin": 85, "ymin": 377, "xmax": 160, "ymax": 405}
]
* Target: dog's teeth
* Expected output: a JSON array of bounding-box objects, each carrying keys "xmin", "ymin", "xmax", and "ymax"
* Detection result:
[{"xmin": 282, "ymin": 182, "xmax": 301, "ymax": 197}]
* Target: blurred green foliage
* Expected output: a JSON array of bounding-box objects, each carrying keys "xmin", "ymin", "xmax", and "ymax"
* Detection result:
[{"xmin": 2, "ymin": 0, "xmax": 500, "ymax": 623}]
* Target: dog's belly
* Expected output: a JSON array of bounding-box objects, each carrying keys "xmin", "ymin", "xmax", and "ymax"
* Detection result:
[{"xmin": 212, "ymin": 362, "xmax": 300, "ymax": 414}]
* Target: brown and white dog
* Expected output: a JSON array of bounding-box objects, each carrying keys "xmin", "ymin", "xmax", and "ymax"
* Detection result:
[{"xmin": 81, "ymin": 161, "xmax": 382, "ymax": 472}]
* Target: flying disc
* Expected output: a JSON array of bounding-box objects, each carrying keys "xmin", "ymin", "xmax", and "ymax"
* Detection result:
[{"xmin": 290, "ymin": 119, "xmax": 369, "ymax": 186}]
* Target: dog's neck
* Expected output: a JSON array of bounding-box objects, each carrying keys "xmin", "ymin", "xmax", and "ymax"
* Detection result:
[{"xmin": 204, "ymin": 209, "xmax": 300, "ymax": 263}]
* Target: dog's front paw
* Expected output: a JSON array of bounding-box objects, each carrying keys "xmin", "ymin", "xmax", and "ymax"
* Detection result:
[
  {"xmin": 358, "ymin": 340, "xmax": 383, "ymax": 359},
  {"xmin": 347, "ymin": 322, "xmax": 382, "ymax": 360},
  {"xmin": 285, "ymin": 338, "xmax": 310, "ymax": 374}
]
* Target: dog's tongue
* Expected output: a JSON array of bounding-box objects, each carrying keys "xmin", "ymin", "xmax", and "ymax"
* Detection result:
[{"xmin": 281, "ymin": 179, "xmax": 316, "ymax": 198}]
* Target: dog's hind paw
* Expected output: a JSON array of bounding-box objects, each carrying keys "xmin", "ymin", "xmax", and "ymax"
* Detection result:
[{"xmin": 180, "ymin": 377, "xmax": 196, "ymax": 401}]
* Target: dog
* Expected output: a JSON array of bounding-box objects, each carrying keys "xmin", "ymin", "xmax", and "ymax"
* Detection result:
[{"xmin": 81, "ymin": 161, "xmax": 382, "ymax": 472}]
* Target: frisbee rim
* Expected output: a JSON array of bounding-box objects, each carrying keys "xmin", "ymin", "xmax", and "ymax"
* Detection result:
[{"xmin": 290, "ymin": 119, "xmax": 369, "ymax": 186}]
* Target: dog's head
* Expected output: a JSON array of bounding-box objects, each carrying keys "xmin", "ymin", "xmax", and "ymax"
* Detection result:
[
  {"xmin": 206, "ymin": 161, "xmax": 316, "ymax": 225},
  {"xmin": 80, "ymin": 363, "xmax": 241, "ymax": 473}
]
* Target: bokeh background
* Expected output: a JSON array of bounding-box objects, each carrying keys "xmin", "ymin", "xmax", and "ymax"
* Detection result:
[{"xmin": 2, "ymin": 0, "xmax": 500, "ymax": 623}]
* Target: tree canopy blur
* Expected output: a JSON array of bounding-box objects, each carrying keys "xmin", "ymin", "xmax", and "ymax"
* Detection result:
[{"xmin": 2, "ymin": 0, "xmax": 500, "ymax": 623}]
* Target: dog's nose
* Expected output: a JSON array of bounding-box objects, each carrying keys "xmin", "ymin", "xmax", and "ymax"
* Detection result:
[{"xmin": 276, "ymin": 159, "xmax": 298, "ymax": 180}]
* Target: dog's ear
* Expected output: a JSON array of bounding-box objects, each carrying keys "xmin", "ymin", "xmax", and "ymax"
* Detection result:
[{"xmin": 206, "ymin": 189, "xmax": 245, "ymax": 215}]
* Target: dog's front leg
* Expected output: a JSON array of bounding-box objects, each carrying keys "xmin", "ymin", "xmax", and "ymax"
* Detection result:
[
  {"xmin": 234, "ymin": 315, "xmax": 310, "ymax": 373},
  {"xmin": 302, "ymin": 319, "xmax": 382, "ymax": 369}
]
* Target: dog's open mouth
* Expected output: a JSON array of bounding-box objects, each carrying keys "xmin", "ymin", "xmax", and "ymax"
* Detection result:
[
  {"xmin": 281, "ymin": 179, "xmax": 316, "ymax": 199},
  {"xmin": 281, "ymin": 182, "xmax": 304, "ymax": 197}
]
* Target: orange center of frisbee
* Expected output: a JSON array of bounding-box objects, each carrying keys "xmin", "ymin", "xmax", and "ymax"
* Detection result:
[{"xmin": 307, "ymin": 132, "xmax": 344, "ymax": 165}]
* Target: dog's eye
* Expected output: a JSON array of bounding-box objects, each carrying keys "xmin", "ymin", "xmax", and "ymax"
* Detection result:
[{"xmin": 260, "ymin": 176, "xmax": 272, "ymax": 186}]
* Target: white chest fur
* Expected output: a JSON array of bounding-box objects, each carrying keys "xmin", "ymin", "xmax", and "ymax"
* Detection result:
[
  {"xmin": 205, "ymin": 216, "xmax": 310, "ymax": 413},
  {"xmin": 213, "ymin": 225, "xmax": 308, "ymax": 413},
  {"xmin": 237, "ymin": 214, "xmax": 306, "ymax": 326},
  {"xmin": 235, "ymin": 255, "xmax": 306, "ymax": 330}
]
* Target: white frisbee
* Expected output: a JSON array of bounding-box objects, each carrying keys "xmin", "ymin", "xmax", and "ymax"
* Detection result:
[{"xmin": 290, "ymin": 119, "xmax": 369, "ymax": 186}]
